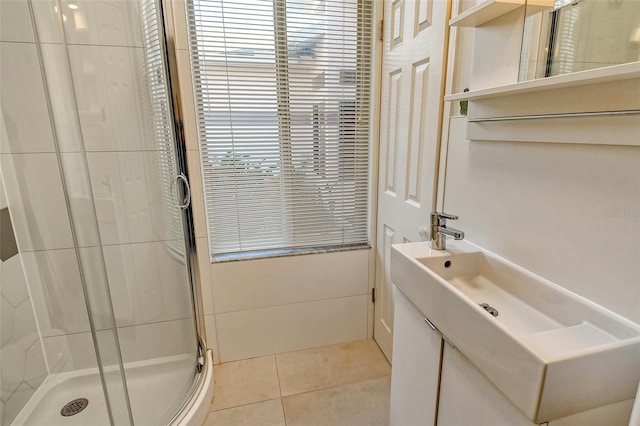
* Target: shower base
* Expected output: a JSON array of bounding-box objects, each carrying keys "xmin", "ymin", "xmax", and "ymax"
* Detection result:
[{"xmin": 13, "ymin": 353, "xmax": 206, "ymax": 426}]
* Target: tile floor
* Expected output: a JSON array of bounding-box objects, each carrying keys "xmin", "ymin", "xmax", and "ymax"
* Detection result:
[{"xmin": 203, "ymin": 339, "xmax": 391, "ymax": 426}]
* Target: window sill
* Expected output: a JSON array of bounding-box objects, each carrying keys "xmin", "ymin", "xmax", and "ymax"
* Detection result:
[{"xmin": 211, "ymin": 243, "xmax": 371, "ymax": 263}]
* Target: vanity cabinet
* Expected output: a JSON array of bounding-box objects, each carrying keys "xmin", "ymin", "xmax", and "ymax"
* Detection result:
[
  {"xmin": 438, "ymin": 344, "xmax": 538, "ymax": 426},
  {"xmin": 389, "ymin": 289, "xmax": 442, "ymax": 426},
  {"xmin": 437, "ymin": 344, "xmax": 635, "ymax": 426},
  {"xmin": 389, "ymin": 286, "xmax": 635, "ymax": 426},
  {"xmin": 389, "ymin": 288, "xmax": 532, "ymax": 426}
]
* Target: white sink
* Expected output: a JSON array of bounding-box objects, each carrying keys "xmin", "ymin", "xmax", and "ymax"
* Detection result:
[{"xmin": 391, "ymin": 240, "xmax": 640, "ymax": 423}]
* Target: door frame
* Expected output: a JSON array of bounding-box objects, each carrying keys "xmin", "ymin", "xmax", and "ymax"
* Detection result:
[
  {"xmin": 369, "ymin": 0, "xmax": 454, "ymax": 363},
  {"xmin": 367, "ymin": 0, "xmax": 386, "ymax": 345}
]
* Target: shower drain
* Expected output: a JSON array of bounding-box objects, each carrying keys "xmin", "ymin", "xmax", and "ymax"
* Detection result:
[{"xmin": 60, "ymin": 398, "xmax": 89, "ymax": 417}]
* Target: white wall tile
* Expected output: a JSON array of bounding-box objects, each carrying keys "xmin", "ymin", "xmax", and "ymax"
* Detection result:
[
  {"xmin": 102, "ymin": 244, "xmax": 137, "ymax": 325},
  {"xmin": 77, "ymin": 246, "xmax": 117, "ymax": 332},
  {"xmin": 43, "ymin": 332, "xmax": 98, "ymax": 373},
  {"xmin": 103, "ymin": 242, "xmax": 192, "ymax": 327},
  {"xmin": 30, "ymin": 0, "xmax": 63, "ymax": 43},
  {"xmin": 196, "ymin": 237, "xmax": 214, "ymax": 316},
  {"xmin": 0, "ymin": 0, "xmax": 34, "ymax": 43},
  {"xmin": 24, "ymin": 342, "xmax": 47, "ymax": 389},
  {"xmin": 0, "ymin": 178, "xmax": 7, "ymax": 209},
  {"xmin": 153, "ymin": 243, "xmax": 193, "ymax": 321},
  {"xmin": 3, "ymin": 382, "xmax": 33, "ymax": 425},
  {"xmin": 86, "ymin": 152, "xmax": 131, "ymax": 245},
  {"xmin": 59, "ymin": 153, "xmax": 102, "ymax": 248},
  {"xmin": 0, "ymin": 153, "xmax": 73, "ymax": 251},
  {"xmin": 30, "ymin": 0, "xmax": 145, "ymax": 47},
  {"xmin": 0, "ymin": 255, "xmax": 29, "ymax": 307},
  {"xmin": 67, "ymin": 45, "xmax": 147, "ymax": 152},
  {"xmin": 129, "ymin": 243, "xmax": 172, "ymax": 324},
  {"xmin": 59, "ymin": 0, "xmax": 142, "ymax": 47},
  {"xmin": 0, "ymin": 296, "xmax": 14, "ymax": 348},
  {"xmin": 39, "ymin": 44, "xmax": 85, "ymax": 153},
  {"xmin": 119, "ymin": 152, "xmax": 168, "ymax": 243},
  {"xmin": 212, "ymin": 250, "xmax": 370, "ymax": 313},
  {"xmin": 21, "ymin": 249, "xmax": 90, "ymax": 337},
  {"xmin": 117, "ymin": 318, "xmax": 196, "ymax": 363},
  {"xmin": 12, "ymin": 301, "xmax": 38, "ymax": 350},
  {"xmin": 0, "ymin": 42, "xmax": 55, "ymax": 154},
  {"xmin": 204, "ymin": 314, "xmax": 220, "ymax": 364},
  {"xmin": 86, "ymin": 151, "xmax": 172, "ymax": 245},
  {"xmin": 215, "ymin": 295, "xmax": 368, "ymax": 362},
  {"xmin": 0, "ymin": 343, "xmax": 25, "ymax": 401},
  {"xmin": 93, "ymin": 328, "xmax": 122, "ymax": 367}
]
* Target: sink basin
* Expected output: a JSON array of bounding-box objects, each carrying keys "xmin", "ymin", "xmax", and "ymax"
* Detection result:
[{"xmin": 391, "ymin": 240, "xmax": 640, "ymax": 423}]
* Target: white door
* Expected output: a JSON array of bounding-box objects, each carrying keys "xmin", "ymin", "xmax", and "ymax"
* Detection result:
[{"xmin": 374, "ymin": 0, "xmax": 450, "ymax": 361}]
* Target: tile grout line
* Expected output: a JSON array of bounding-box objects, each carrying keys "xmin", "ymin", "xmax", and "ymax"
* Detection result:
[
  {"xmin": 208, "ymin": 397, "xmax": 282, "ymax": 414},
  {"xmin": 280, "ymin": 373, "xmax": 391, "ymax": 399},
  {"xmin": 273, "ymin": 354, "xmax": 283, "ymax": 397},
  {"xmin": 214, "ymin": 293, "xmax": 370, "ymax": 316},
  {"xmin": 273, "ymin": 354, "xmax": 288, "ymax": 425},
  {"xmin": 280, "ymin": 397, "xmax": 287, "ymax": 426}
]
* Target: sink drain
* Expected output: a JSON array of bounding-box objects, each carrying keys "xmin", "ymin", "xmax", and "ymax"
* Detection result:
[
  {"xmin": 480, "ymin": 303, "xmax": 499, "ymax": 317},
  {"xmin": 60, "ymin": 398, "xmax": 89, "ymax": 417}
]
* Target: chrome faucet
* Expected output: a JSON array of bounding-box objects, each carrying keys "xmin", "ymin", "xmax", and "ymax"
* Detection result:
[{"xmin": 430, "ymin": 212, "xmax": 464, "ymax": 250}]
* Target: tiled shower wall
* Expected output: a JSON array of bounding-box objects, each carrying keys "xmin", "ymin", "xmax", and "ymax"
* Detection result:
[
  {"xmin": 0, "ymin": 0, "xmax": 193, "ymax": 389},
  {"xmin": 0, "ymin": 182, "xmax": 48, "ymax": 424}
]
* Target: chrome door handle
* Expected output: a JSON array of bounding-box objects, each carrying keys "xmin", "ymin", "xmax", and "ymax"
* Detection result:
[{"xmin": 174, "ymin": 173, "xmax": 191, "ymax": 209}]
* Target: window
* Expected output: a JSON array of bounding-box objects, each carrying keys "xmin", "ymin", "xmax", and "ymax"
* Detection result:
[{"xmin": 188, "ymin": 0, "xmax": 373, "ymax": 259}]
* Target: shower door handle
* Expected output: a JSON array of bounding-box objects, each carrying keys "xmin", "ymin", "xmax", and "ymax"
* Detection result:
[{"xmin": 174, "ymin": 173, "xmax": 191, "ymax": 209}]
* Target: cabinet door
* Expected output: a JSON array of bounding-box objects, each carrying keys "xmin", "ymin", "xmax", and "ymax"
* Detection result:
[
  {"xmin": 438, "ymin": 344, "xmax": 537, "ymax": 426},
  {"xmin": 437, "ymin": 345, "xmax": 634, "ymax": 426},
  {"xmin": 389, "ymin": 289, "xmax": 442, "ymax": 426}
]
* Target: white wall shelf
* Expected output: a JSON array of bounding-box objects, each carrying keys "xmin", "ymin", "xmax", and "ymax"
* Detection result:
[
  {"xmin": 444, "ymin": 62, "xmax": 640, "ymax": 101},
  {"xmin": 449, "ymin": 0, "xmax": 525, "ymax": 27}
]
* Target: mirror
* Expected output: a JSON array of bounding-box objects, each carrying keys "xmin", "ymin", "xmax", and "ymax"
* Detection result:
[{"xmin": 519, "ymin": 0, "xmax": 640, "ymax": 81}]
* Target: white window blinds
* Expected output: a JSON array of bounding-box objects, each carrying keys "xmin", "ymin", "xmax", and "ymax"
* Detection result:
[
  {"xmin": 188, "ymin": 0, "xmax": 373, "ymax": 259},
  {"xmin": 140, "ymin": 0, "xmax": 184, "ymax": 258}
]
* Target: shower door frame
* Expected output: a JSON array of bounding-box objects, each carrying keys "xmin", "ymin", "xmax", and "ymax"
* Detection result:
[
  {"xmin": 20, "ymin": 0, "xmax": 208, "ymax": 422},
  {"xmin": 153, "ymin": 0, "xmax": 210, "ymax": 422},
  {"xmin": 157, "ymin": 0, "xmax": 207, "ymax": 360}
]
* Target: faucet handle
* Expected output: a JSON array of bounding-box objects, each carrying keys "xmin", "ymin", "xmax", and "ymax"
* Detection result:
[{"xmin": 431, "ymin": 212, "xmax": 458, "ymax": 221}]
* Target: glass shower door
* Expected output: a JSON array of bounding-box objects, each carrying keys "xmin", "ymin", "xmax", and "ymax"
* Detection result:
[{"xmin": 8, "ymin": 0, "xmax": 202, "ymax": 424}]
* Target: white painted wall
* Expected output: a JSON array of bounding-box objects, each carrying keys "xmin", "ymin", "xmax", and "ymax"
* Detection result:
[
  {"xmin": 443, "ymin": 118, "xmax": 640, "ymax": 324},
  {"xmin": 441, "ymin": 2, "xmax": 640, "ymax": 325}
]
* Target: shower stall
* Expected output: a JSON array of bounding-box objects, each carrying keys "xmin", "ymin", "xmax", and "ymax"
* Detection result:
[{"xmin": 0, "ymin": 0, "xmax": 213, "ymax": 424}]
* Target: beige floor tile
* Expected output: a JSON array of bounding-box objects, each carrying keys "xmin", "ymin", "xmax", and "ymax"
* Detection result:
[
  {"xmin": 210, "ymin": 355, "xmax": 281, "ymax": 411},
  {"xmin": 203, "ymin": 399, "xmax": 286, "ymax": 426},
  {"xmin": 282, "ymin": 376, "xmax": 391, "ymax": 426},
  {"xmin": 276, "ymin": 339, "xmax": 390, "ymax": 396}
]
